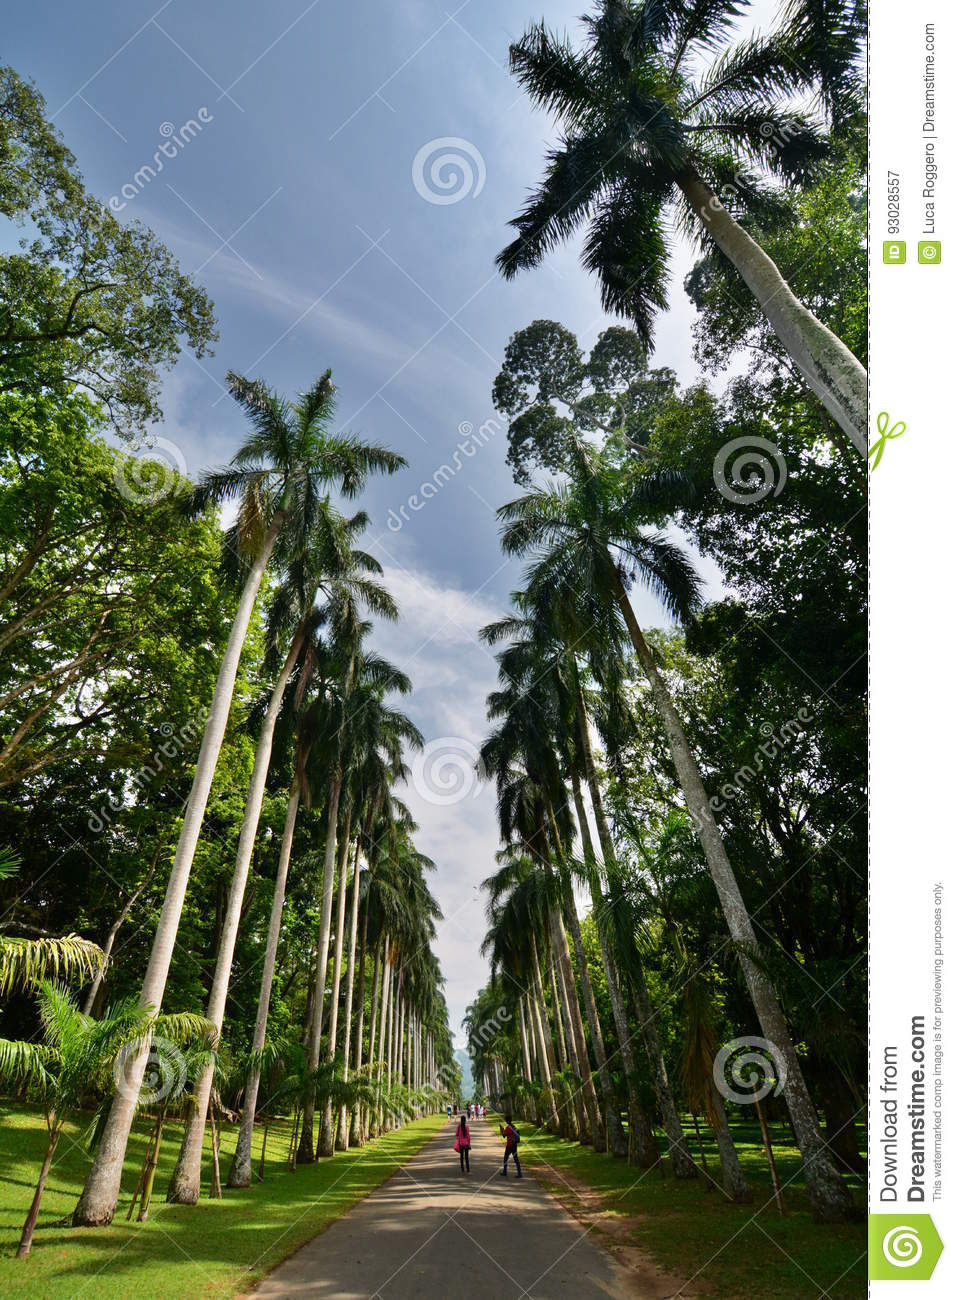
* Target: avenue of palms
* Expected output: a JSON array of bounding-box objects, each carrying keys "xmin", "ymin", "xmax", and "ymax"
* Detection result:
[{"xmin": 3, "ymin": 1, "xmax": 866, "ymax": 1293}]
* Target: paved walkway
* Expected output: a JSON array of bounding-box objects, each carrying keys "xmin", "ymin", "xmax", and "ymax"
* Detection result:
[{"xmin": 249, "ymin": 1116, "xmax": 628, "ymax": 1298}]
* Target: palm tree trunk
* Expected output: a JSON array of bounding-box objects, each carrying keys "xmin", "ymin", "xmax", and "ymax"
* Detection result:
[
  {"xmin": 570, "ymin": 722, "xmax": 654, "ymax": 1164},
  {"xmin": 678, "ymin": 170, "xmax": 866, "ymax": 455},
  {"xmin": 361, "ymin": 932, "xmax": 383, "ymax": 1142},
  {"xmin": 337, "ymin": 837, "xmax": 362, "ymax": 1150},
  {"xmin": 320, "ymin": 807, "xmax": 353, "ymax": 1156},
  {"xmin": 351, "ymin": 918, "xmax": 373, "ymax": 1145},
  {"xmin": 137, "ymin": 1107, "xmax": 166, "ymax": 1220},
  {"xmin": 709, "ymin": 1080, "xmax": 753, "ymax": 1203},
  {"xmin": 258, "ymin": 1117, "xmax": 269, "ymax": 1182},
  {"xmin": 208, "ymin": 1108, "xmax": 222, "ymax": 1199},
  {"xmin": 17, "ymin": 1128, "xmax": 59, "ymax": 1257},
  {"xmin": 560, "ymin": 875, "xmax": 625, "ymax": 1156},
  {"xmin": 551, "ymin": 914, "xmax": 588, "ymax": 1140},
  {"xmin": 528, "ymin": 933, "xmax": 561, "ymax": 1131},
  {"xmin": 555, "ymin": 900, "xmax": 602, "ymax": 1146},
  {"xmin": 628, "ymin": 961, "xmax": 698, "ymax": 1179},
  {"xmin": 228, "ymin": 776, "xmax": 302, "ymax": 1188},
  {"xmin": 298, "ymin": 773, "xmax": 343, "ymax": 1163},
  {"xmin": 74, "ymin": 516, "xmax": 283, "ymax": 1227},
  {"xmin": 612, "ymin": 570, "xmax": 851, "ymax": 1221},
  {"xmin": 169, "ymin": 630, "xmax": 303, "ymax": 1203},
  {"xmin": 374, "ymin": 942, "xmax": 392, "ymax": 1136}
]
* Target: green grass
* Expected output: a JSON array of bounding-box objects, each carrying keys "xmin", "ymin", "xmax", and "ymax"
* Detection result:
[
  {"xmin": 511, "ymin": 1114, "xmax": 867, "ymax": 1299},
  {"xmin": 0, "ymin": 1102, "xmax": 444, "ymax": 1297}
]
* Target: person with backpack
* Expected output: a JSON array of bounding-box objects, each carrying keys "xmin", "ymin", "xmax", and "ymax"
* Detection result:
[
  {"xmin": 454, "ymin": 1112, "xmax": 471, "ymax": 1173},
  {"xmin": 499, "ymin": 1115, "xmax": 521, "ymax": 1178}
]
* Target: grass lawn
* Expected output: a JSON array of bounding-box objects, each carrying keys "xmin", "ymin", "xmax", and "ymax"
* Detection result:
[
  {"xmin": 0, "ymin": 1102, "xmax": 444, "ymax": 1297},
  {"xmin": 511, "ymin": 1114, "xmax": 867, "ymax": 1299}
]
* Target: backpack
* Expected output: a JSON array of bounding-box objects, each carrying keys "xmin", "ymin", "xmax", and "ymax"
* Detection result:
[{"xmin": 512, "ymin": 1126, "xmax": 520, "ymax": 1146}]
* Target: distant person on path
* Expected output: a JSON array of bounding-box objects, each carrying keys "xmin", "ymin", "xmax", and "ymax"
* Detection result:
[
  {"xmin": 454, "ymin": 1113, "xmax": 471, "ymax": 1173},
  {"xmin": 499, "ymin": 1115, "xmax": 522, "ymax": 1178},
  {"xmin": 447, "ymin": 1102, "xmax": 452, "ymax": 1119}
]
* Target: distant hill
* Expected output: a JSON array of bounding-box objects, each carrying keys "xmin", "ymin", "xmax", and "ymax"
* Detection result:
[{"xmin": 454, "ymin": 1048, "xmax": 474, "ymax": 1098}]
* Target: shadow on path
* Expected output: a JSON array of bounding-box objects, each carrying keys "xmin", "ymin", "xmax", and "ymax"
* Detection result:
[{"xmin": 245, "ymin": 1116, "xmax": 631, "ymax": 1298}]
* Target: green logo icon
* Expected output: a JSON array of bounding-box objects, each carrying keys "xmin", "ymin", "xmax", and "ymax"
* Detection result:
[
  {"xmin": 869, "ymin": 412, "xmax": 906, "ymax": 470},
  {"xmin": 883, "ymin": 241, "xmax": 906, "ymax": 264},
  {"xmin": 918, "ymin": 240, "xmax": 941, "ymax": 264},
  {"xmin": 868, "ymin": 1214, "xmax": 943, "ymax": 1280}
]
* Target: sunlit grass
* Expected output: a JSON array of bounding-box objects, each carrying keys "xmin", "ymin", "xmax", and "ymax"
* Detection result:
[
  {"xmin": 511, "ymin": 1113, "xmax": 867, "ymax": 1299},
  {"xmin": 0, "ymin": 1101, "xmax": 444, "ymax": 1297}
]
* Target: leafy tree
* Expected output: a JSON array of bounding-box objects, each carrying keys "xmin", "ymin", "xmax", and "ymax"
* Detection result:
[
  {"xmin": 1, "ymin": 67, "xmax": 216, "ymax": 435},
  {"xmin": 0, "ymin": 390, "xmax": 227, "ymax": 788},
  {"xmin": 492, "ymin": 319, "xmax": 675, "ymax": 482}
]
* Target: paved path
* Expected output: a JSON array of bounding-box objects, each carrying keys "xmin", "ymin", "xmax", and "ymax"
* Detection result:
[{"xmin": 249, "ymin": 1117, "xmax": 628, "ymax": 1298}]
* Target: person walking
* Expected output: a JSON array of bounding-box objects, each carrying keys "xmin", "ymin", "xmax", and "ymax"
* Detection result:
[
  {"xmin": 499, "ymin": 1115, "xmax": 521, "ymax": 1178},
  {"xmin": 454, "ymin": 1113, "xmax": 471, "ymax": 1173}
]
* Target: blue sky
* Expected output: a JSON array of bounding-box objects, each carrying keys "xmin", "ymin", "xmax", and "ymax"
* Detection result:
[{"xmin": 6, "ymin": 0, "xmax": 774, "ymax": 1042}]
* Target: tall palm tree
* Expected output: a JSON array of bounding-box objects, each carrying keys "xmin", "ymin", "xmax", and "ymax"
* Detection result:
[
  {"xmin": 499, "ymin": 443, "xmax": 852, "ymax": 1220},
  {"xmin": 74, "ymin": 370, "xmax": 404, "ymax": 1226},
  {"xmin": 317, "ymin": 684, "xmax": 422, "ymax": 1155},
  {"xmin": 498, "ymin": 0, "xmax": 867, "ymax": 454},
  {"xmin": 167, "ymin": 513, "xmax": 395, "ymax": 1203},
  {"xmin": 298, "ymin": 615, "xmax": 413, "ymax": 1162}
]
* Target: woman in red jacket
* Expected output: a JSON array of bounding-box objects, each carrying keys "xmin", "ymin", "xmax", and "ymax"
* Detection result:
[{"xmin": 454, "ymin": 1113, "xmax": 471, "ymax": 1173}]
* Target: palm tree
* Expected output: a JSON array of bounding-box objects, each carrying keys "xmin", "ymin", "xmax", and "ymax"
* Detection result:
[
  {"xmin": 166, "ymin": 513, "xmax": 396, "ymax": 1203},
  {"xmin": 73, "ymin": 369, "xmax": 404, "ymax": 1226},
  {"xmin": 298, "ymin": 612, "xmax": 413, "ymax": 1162},
  {"xmin": 497, "ymin": 0, "xmax": 867, "ymax": 454},
  {"xmin": 499, "ymin": 442, "xmax": 852, "ymax": 1220},
  {"xmin": 0, "ymin": 850, "xmax": 103, "ymax": 997},
  {"xmin": 0, "ymin": 983, "xmax": 210, "ymax": 1256}
]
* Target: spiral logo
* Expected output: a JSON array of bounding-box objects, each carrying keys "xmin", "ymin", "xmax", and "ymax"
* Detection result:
[
  {"xmin": 882, "ymin": 1225, "xmax": 923, "ymax": 1268},
  {"xmin": 713, "ymin": 436, "xmax": 787, "ymax": 504},
  {"xmin": 412, "ymin": 138, "xmax": 486, "ymax": 205},
  {"xmin": 713, "ymin": 1036, "xmax": 787, "ymax": 1104},
  {"xmin": 458, "ymin": 421, "xmax": 473, "ymax": 437},
  {"xmin": 113, "ymin": 1035, "xmax": 186, "ymax": 1106},
  {"xmin": 114, "ymin": 437, "xmax": 187, "ymax": 504},
  {"xmin": 160, "ymin": 121, "xmax": 175, "ymax": 137},
  {"xmin": 411, "ymin": 736, "xmax": 484, "ymax": 806},
  {"xmin": 760, "ymin": 121, "xmax": 775, "ymax": 138}
]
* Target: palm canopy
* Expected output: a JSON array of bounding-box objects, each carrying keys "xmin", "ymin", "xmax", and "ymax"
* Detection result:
[
  {"xmin": 186, "ymin": 369, "xmax": 406, "ymax": 558},
  {"xmin": 498, "ymin": 0, "xmax": 862, "ymax": 340},
  {"xmin": 498, "ymin": 441, "xmax": 702, "ymax": 629}
]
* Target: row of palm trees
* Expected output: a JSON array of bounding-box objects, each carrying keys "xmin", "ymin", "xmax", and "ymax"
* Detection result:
[
  {"xmin": 462, "ymin": 0, "xmax": 865, "ymax": 1226},
  {"xmin": 1, "ymin": 369, "xmax": 457, "ymax": 1253},
  {"xmin": 464, "ymin": 436, "xmax": 852, "ymax": 1221}
]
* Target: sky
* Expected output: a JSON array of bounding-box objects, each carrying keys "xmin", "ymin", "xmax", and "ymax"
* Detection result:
[{"xmin": 6, "ymin": 0, "xmax": 778, "ymax": 1045}]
